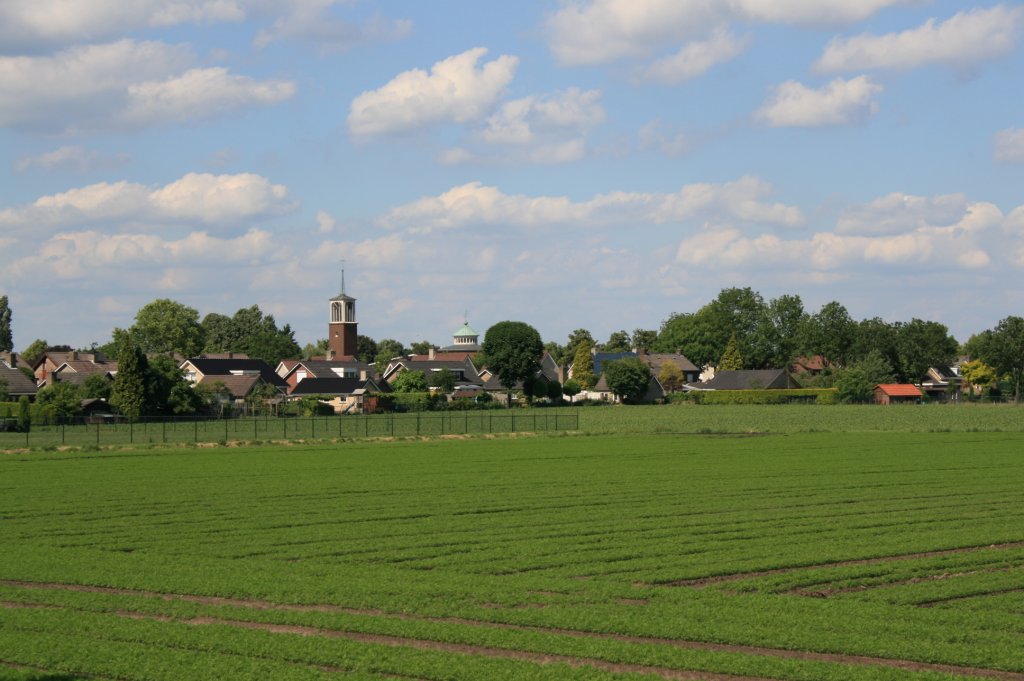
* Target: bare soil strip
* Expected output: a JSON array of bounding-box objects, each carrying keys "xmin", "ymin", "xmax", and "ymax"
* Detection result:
[
  {"xmin": 659, "ymin": 541, "xmax": 1024, "ymax": 588},
  {"xmin": 5, "ymin": 581, "xmax": 1024, "ymax": 680},
  {"xmin": 917, "ymin": 587, "xmax": 1024, "ymax": 608},
  {"xmin": 790, "ymin": 569, "xmax": 989, "ymax": 598}
]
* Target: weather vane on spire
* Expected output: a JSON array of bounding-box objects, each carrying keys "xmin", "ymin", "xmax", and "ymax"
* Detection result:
[{"xmin": 340, "ymin": 259, "xmax": 346, "ymax": 296}]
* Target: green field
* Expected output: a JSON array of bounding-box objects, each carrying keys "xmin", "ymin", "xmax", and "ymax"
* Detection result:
[{"xmin": 3, "ymin": 428, "xmax": 1024, "ymax": 680}]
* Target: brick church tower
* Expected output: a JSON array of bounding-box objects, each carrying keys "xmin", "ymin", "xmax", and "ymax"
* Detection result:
[{"xmin": 328, "ymin": 270, "xmax": 357, "ymax": 359}]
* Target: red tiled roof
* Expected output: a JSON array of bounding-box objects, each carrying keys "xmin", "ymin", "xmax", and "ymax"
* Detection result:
[{"xmin": 876, "ymin": 384, "xmax": 922, "ymax": 397}]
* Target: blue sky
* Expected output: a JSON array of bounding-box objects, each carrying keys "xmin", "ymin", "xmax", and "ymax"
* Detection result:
[{"xmin": 2, "ymin": 0, "xmax": 1023, "ymax": 352}]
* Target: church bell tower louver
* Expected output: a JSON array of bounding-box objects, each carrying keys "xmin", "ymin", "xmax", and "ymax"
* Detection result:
[{"xmin": 328, "ymin": 268, "xmax": 357, "ymax": 359}]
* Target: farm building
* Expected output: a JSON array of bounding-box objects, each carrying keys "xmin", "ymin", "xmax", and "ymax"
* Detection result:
[
  {"xmin": 874, "ymin": 384, "xmax": 922, "ymax": 405},
  {"xmin": 689, "ymin": 369, "xmax": 800, "ymax": 391}
]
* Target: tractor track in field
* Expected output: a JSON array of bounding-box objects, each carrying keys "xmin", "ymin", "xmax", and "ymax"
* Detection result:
[
  {"xmin": 5, "ymin": 581, "xmax": 1024, "ymax": 680},
  {"xmin": 656, "ymin": 541, "xmax": 1024, "ymax": 588},
  {"xmin": 0, "ymin": 659, "xmax": 115, "ymax": 680}
]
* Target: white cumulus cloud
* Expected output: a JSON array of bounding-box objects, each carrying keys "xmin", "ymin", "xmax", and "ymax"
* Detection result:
[
  {"xmin": 0, "ymin": 39, "xmax": 295, "ymax": 132},
  {"xmin": 14, "ymin": 146, "xmax": 129, "ymax": 173},
  {"xmin": 815, "ymin": 6, "xmax": 1024, "ymax": 73},
  {"xmin": 544, "ymin": 0, "xmax": 910, "ymax": 66},
  {"xmin": 379, "ymin": 177, "xmax": 803, "ymax": 233},
  {"xmin": 348, "ymin": 48, "xmax": 518, "ymax": 138},
  {"xmin": 636, "ymin": 29, "xmax": 749, "ymax": 84},
  {"xmin": 0, "ymin": 172, "xmax": 295, "ymax": 234},
  {"xmin": 755, "ymin": 76, "xmax": 882, "ymax": 127}
]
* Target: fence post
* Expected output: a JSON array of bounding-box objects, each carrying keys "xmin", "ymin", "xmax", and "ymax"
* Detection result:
[
  {"xmin": 130, "ymin": 419, "xmax": 134, "ymax": 444},
  {"xmin": 416, "ymin": 412, "xmax": 420, "ymax": 436},
  {"xmin": 311, "ymin": 417, "xmax": 315, "ymax": 439},
  {"xmin": 96, "ymin": 421, "xmax": 100, "ymax": 447},
  {"xmin": 194, "ymin": 418, "xmax": 198, "ymax": 443},
  {"xmin": 62, "ymin": 423, "xmax": 65, "ymax": 445}
]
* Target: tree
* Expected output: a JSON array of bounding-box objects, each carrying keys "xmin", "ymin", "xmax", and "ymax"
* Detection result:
[
  {"xmin": 850, "ymin": 317, "xmax": 900, "ymax": 367},
  {"xmin": 36, "ymin": 382, "xmax": 82, "ymax": 421},
  {"xmin": 480, "ymin": 321, "xmax": 544, "ymax": 406},
  {"xmin": 834, "ymin": 350, "xmax": 896, "ymax": 403},
  {"xmin": 0, "ymin": 377, "xmax": 7, "ymax": 402},
  {"xmin": 429, "ymin": 367, "xmax": 456, "ymax": 394},
  {"xmin": 562, "ymin": 378, "xmax": 581, "ymax": 404},
  {"xmin": 631, "ymin": 329, "xmax": 658, "ymax": 353},
  {"xmin": 799, "ymin": 301, "xmax": 855, "ymax": 368},
  {"xmin": 602, "ymin": 330, "xmax": 632, "ymax": 353},
  {"xmin": 767, "ymin": 294, "xmax": 805, "ymax": 367},
  {"xmin": 546, "ymin": 380, "xmax": 562, "ymax": 402},
  {"xmin": 81, "ymin": 374, "xmax": 112, "ymax": 401},
  {"xmin": 0, "ymin": 295, "xmax": 12, "ymax": 352},
  {"xmin": 376, "ymin": 338, "xmax": 406, "ymax": 363},
  {"xmin": 544, "ymin": 341, "xmax": 565, "ymax": 364},
  {"xmin": 201, "ymin": 313, "xmax": 235, "ymax": 352},
  {"xmin": 976, "ymin": 316, "xmax": 1024, "ymax": 403},
  {"xmin": 110, "ymin": 330, "xmax": 149, "ymax": 418},
  {"xmin": 131, "ymin": 299, "xmax": 205, "ymax": 356},
  {"xmin": 896, "ymin": 319, "xmax": 958, "ymax": 384},
  {"xmin": 391, "ymin": 369, "xmax": 428, "ymax": 393},
  {"xmin": 17, "ymin": 395, "xmax": 31, "ymax": 431},
  {"xmin": 21, "ymin": 339, "xmax": 48, "ymax": 366},
  {"xmin": 563, "ymin": 329, "xmax": 595, "ymax": 366},
  {"xmin": 301, "ymin": 339, "xmax": 330, "ymax": 359},
  {"xmin": 570, "ymin": 341, "xmax": 596, "ymax": 390},
  {"xmin": 959, "ymin": 359, "xmax": 997, "ymax": 397},
  {"xmin": 604, "ymin": 357, "xmax": 652, "ymax": 403},
  {"xmin": 147, "ymin": 354, "xmax": 202, "ymax": 415},
  {"xmin": 718, "ymin": 333, "xmax": 743, "ymax": 371},
  {"xmin": 658, "ymin": 362, "xmax": 684, "ymax": 392},
  {"xmin": 356, "ymin": 335, "xmax": 378, "ymax": 363},
  {"xmin": 410, "ymin": 340, "xmax": 436, "ymax": 356}
]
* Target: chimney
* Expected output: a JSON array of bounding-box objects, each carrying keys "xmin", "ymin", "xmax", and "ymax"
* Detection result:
[
  {"xmin": 71, "ymin": 351, "xmax": 78, "ymax": 361},
  {"xmin": 360, "ymin": 369, "xmax": 367, "ymax": 381},
  {"xmin": 429, "ymin": 347, "xmax": 436, "ymax": 360}
]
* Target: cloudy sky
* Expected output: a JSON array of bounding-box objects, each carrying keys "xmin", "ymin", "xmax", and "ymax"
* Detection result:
[{"xmin": 2, "ymin": 0, "xmax": 1023, "ymax": 351}]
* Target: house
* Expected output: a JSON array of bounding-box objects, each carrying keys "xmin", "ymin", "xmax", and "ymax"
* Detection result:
[
  {"xmin": 289, "ymin": 376, "xmax": 388, "ymax": 414},
  {"xmin": 635, "ymin": 350, "xmax": 700, "ymax": 388},
  {"xmin": 918, "ymin": 366, "xmax": 962, "ymax": 402},
  {"xmin": 790, "ymin": 355, "xmax": 828, "ymax": 376},
  {"xmin": 689, "ymin": 369, "xmax": 801, "ymax": 391},
  {"xmin": 874, "ymin": 384, "xmax": 922, "ymax": 405},
  {"xmin": 0, "ymin": 363, "xmax": 38, "ymax": 399},
  {"xmin": 32, "ymin": 351, "xmax": 78, "ymax": 386},
  {"xmin": 180, "ymin": 356, "xmax": 287, "ymax": 389},
  {"xmin": 278, "ymin": 359, "xmax": 372, "ymax": 394},
  {"xmin": 49, "ymin": 357, "xmax": 119, "ymax": 387},
  {"xmin": 383, "ymin": 355, "xmax": 483, "ymax": 393}
]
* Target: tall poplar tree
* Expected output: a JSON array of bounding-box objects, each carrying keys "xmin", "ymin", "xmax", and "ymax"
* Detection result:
[
  {"xmin": 571, "ymin": 341, "xmax": 596, "ymax": 390},
  {"xmin": 110, "ymin": 330, "xmax": 149, "ymax": 418},
  {"xmin": 0, "ymin": 295, "xmax": 12, "ymax": 353}
]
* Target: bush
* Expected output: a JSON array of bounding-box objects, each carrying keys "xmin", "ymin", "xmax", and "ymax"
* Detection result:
[{"xmin": 668, "ymin": 389, "xmax": 838, "ymax": 405}]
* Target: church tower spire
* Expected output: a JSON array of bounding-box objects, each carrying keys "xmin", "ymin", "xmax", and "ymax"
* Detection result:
[{"xmin": 328, "ymin": 266, "xmax": 357, "ymax": 359}]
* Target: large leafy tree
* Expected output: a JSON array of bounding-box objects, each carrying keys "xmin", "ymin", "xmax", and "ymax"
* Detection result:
[
  {"xmin": 480, "ymin": 321, "xmax": 543, "ymax": 406},
  {"xmin": 834, "ymin": 350, "xmax": 897, "ymax": 403},
  {"xmin": 36, "ymin": 382, "xmax": 82, "ymax": 421},
  {"xmin": 201, "ymin": 313, "xmax": 236, "ymax": 352},
  {"xmin": 200, "ymin": 305, "xmax": 300, "ymax": 365},
  {"xmin": 148, "ymin": 354, "xmax": 202, "ymax": 415},
  {"xmin": 850, "ymin": 317, "xmax": 900, "ymax": 368},
  {"xmin": 20, "ymin": 339, "xmax": 48, "ymax": 366},
  {"xmin": 799, "ymin": 301, "xmax": 856, "ymax": 368},
  {"xmin": 896, "ymin": 319, "xmax": 958, "ymax": 383},
  {"xmin": 975, "ymin": 316, "xmax": 1024, "ymax": 402},
  {"xmin": 0, "ymin": 295, "xmax": 12, "ymax": 352},
  {"xmin": 767, "ymin": 294, "xmax": 805, "ymax": 367},
  {"xmin": 563, "ymin": 329, "xmax": 595, "ymax": 366},
  {"xmin": 131, "ymin": 299, "xmax": 205, "ymax": 356},
  {"xmin": 376, "ymin": 339, "xmax": 407, "ymax": 363},
  {"xmin": 959, "ymin": 359, "xmax": 997, "ymax": 397},
  {"xmin": 602, "ymin": 330, "xmax": 631, "ymax": 353},
  {"xmin": 356, "ymin": 335, "xmax": 378, "ymax": 363},
  {"xmin": 429, "ymin": 367, "xmax": 456, "ymax": 393},
  {"xmin": 604, "ymin": 357, "xmax": 652, "ymax": 403},
  {"xmin": 631, "ymin": 329, "xmax": 658, "ymax": 353},
  {"xmin": 658, "ymin": 362, "xmax": 684, "ymax": 392}
]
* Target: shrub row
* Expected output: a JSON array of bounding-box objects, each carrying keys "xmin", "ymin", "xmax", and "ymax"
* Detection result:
[{"xmin": 668, "ymin": 388, "xmax": 839, "ymax": 405}]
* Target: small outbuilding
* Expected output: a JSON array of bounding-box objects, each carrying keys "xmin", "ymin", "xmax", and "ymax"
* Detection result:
[{"xmin": 874, "ymin": 384, "xmax": 922, "ymax": 405}]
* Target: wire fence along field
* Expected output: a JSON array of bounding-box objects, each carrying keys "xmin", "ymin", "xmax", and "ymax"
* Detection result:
[{"xmin": 0, "ymin": 410, "xmax": 579, "ymax": 448}]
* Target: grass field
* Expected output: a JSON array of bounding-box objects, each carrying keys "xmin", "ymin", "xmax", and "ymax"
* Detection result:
[{"xmin": 2, "ymin": 429, "xmax": 1024, "ymax": 680}]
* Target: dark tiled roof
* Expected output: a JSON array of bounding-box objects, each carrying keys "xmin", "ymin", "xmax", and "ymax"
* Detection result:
[
  {"xmin": 638, "ymin": 352, "xmax": 699, "ymax": 374},
  {"xmin": 301, "ymin": 360, "xmax": 370, "ymax": 377},
  {"xmin": 197, "ymin": 374, "xmax": 262, "ymax": 398},
  {"xmin": 290, "ymin": 377, "xmax": 379, "ymax": 396},
  {"xmin": 694, "ymin": 369, "xmax": 798, "ymax": 391},
  {"xmin": 184, "ymin": 358, "xmax": 287, "ymax": 388},
  {"xmin": 0, "ymin": 364, "xmax": 37, "ymax": 396}
]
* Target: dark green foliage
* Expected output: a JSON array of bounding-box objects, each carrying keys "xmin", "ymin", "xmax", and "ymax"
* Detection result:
[
  {"xmin": 670, "ymin": 388, "xmax": 838, "ymax": 405},
  {"xmin": 356, "ymin": 335, "xmax": 378, "ymax": 363},
  {"xmin": 562, "ymin": 378, "xmax": 581, "ymax": 403},
  {"xmin": 602, "ymin": 329, "xmax": 631, "ymax": 352},
  {"xmin": 799, "ymin": 301, "xmax": 855, "ymax": 368},
  {"xmin": 974, "ymin": 316, "xmax": 1024, "ymax": 402},
  {"xmin": 20, "ymin": 338, "xmax": 48, "ymax": 366},
  {"xmin": 17, "ymin": 395, "xmax": 30, "ymax": 430},
  {"xmin": 895, "ymin": 318, "xmax": 958, "ymax": 383},
  {"xmin": 562, "ymin": 328, "xmax": 595, "ymax": 366},
  {"xmin": 0, "ymin": 377, "xmax": 7, "ymax": 402},
  {"xmin": 35, "ymin": 382, "xmax": 82, "ymax": 421},
  {"xmin": 0, "ymin": 294, "xmax": 12, "ymax": 352},
  {"xmin": 603, "ymin": 356, "xmax": 652, "ymax": 403},
  {"xmin": 428, "ymin": 367, "xmax": 456, "ymax": 393},
  {"xmin": 147, "ymin": 355, "xmax": 202, "ymax": 415},
  {"xmin": 109, "ymin": 331, "xmax": 149, "ymax": 419},
  {"xmin": 546, "ymin": 379, "xmax": 562, "ymax": 402},
  {"xmin": 631, "ymin": 328, "xmax": 658, "ymax": 352},
  {"xmin": 409, "ymin": 340, "xmax": 435, "ymax": 356},
  {"xmin": 200, "ymin": 305, "xmax": 300, "ymax": 365},
  {"xmin": 480, "ymin": 321, "xmax": 544, "ymax": 405},
  {"xmin": 81, "ymin": 373, "xmax": 112, "ymax": 401},
  {"xmin": 376, "ymin": 338, "xmax": 407, "ymax": 363}
]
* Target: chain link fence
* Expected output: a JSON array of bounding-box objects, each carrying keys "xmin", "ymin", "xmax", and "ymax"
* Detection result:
[{"xmin": 0, "ymin": 410, "xmax": 580, "ymax": 449}]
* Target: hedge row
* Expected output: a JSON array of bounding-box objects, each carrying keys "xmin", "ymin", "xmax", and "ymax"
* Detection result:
[
  {"xmin": 0, "ymin": 400, "xmax": 62, "ymax": 425},
  {"xmin": 668, "ymin": 388, "xmax": 839, "ymax": 405}
]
